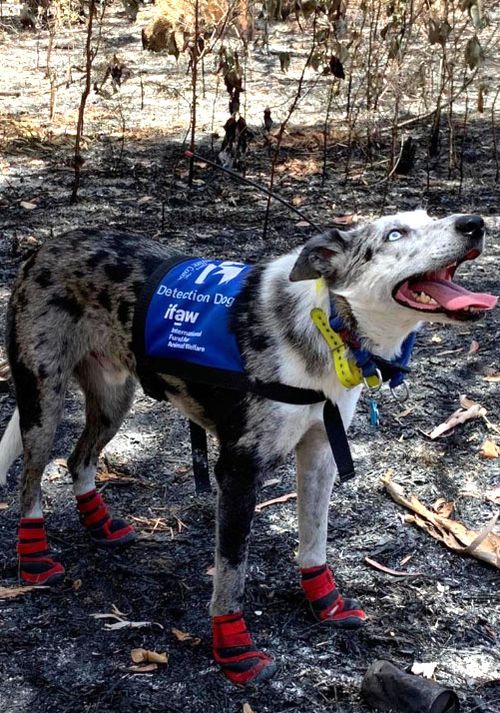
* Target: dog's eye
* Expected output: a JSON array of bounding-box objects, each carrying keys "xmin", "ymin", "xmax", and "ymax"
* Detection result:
[{"xmin": 387, "ymin": 229, "xmax": 404, "ymax": 242}]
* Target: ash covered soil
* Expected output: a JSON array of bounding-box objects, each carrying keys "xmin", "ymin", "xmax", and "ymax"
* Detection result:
[{"xmin": 0, "ymin": 5, "xmax": 499, "ymax": 713}]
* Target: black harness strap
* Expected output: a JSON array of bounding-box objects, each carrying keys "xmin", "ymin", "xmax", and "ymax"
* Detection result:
[
  {"xmin": 323, "ymin": 401, "xmax": 355, "ymax": 483},
  {"xmin": 189, "ymin": 421, "xmax": 211, "ymax": 493},
  {"xmin": 189, "ymin": 396, "xmax": 353, "ymax": 494}
]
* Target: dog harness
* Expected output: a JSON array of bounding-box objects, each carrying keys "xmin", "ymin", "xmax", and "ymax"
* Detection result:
[{"xmin": 133, "ymin": 258, "xmax": 415, "ymax": 492}]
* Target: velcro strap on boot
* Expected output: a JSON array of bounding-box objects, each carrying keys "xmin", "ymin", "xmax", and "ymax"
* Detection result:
[
  {"xmin": 212, "ymin": 611, "xmax": 276, "ymax": 686},
  {"xmin": 301, "ymin": 564, "xmax": 366, "ymax": 627},
  {"xmin": 76, "ymin": 489, "xmax": 135, "ymax": 546},
  {"xmin": 17, "ymin": 517, "xmax": 65, "ymax": 585}
]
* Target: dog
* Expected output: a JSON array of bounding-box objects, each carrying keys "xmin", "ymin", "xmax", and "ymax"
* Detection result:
[{"xmin": 0, "ymin": 210, "xmax": 496, "ymax": 685}]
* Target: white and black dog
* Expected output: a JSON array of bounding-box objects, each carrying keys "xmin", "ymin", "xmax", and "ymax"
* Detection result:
[{"xmin": 0, "ymin": 210, "xmax": 496, "ymax": 685}]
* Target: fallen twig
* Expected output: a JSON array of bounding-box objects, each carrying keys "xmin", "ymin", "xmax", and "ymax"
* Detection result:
[
  {"xmin": 0, "ymin": 585, "xmax": 50, "ymax": 599},
  {"xmin": 364, "ymin": 557, "xmax": 424, "ymax": 578},
  {"xmin": 428, "ymin": 395, "xmax": 487, "ymax": 439},
  {"xmin": 255, "ymin": 492, "xmax": 297, "ymax": 512}
]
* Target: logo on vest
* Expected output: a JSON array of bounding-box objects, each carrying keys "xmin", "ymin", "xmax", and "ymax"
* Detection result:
[
  {"xmin": 194, "ymin": 261, "xmax": 246, "ymax": 286},
  {"xmin": 164, "ymin": 303, "xmax": 200, "ymax": 325}
]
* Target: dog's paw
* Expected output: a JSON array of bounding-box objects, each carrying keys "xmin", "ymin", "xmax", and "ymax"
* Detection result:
[
  {"xmin": 316, "ymin": 596, "xmax": 367, "ymax": 628},
  {"xmin": 301, "ymin": 564, "xmax": 367, "ymax": 628},
  {"xmin": 76, "ymin": 489, "xmax": 136, "ymax": 547},
  {"xmin": 212, "ymin": 611, "xmax": 277, "ymax": 686},
  {"xmin": 18, "ymin": 517, "xmax": 66, "ymax": 585},
  {"xmin": 19, "ymin": 558, "xmax": 66, "ymax": 585}
]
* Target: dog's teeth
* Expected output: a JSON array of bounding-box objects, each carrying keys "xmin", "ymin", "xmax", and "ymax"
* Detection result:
[{"xmin": 412, "ymin": 291, "xmax": 438, "ymax": 306}]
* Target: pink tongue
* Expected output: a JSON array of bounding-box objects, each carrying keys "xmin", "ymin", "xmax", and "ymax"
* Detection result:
[{"xmin": 411, "ymin": 279, "xmax": 498, "ymax": 311}]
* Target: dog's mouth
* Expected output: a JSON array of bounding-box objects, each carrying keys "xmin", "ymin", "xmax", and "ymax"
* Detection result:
[{"xmin": 393, "ymin": 249, "xmax": 498, "ymax": 321}]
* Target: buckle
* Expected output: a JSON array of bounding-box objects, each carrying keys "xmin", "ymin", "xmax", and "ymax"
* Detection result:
[
  {"xmin": 363, "ymin": 368, "xmax": 383, "ymax": 392},
  {"xmin": 390, "ymin": 382, "xmax": 410, "ymax": 402}
]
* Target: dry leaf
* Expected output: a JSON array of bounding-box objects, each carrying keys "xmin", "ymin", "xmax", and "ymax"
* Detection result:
[
  {"xmin": 243, "ymin": 705, "xmax": 256, "ymax": 713},
  {"xmin": 171, "ymin": 627, "xmax": 201, "ymax": 646},
  {"xmin": 364, "ymin": 557, "xmax": 423, "ymax": 577},
  {"xmin": 459, "ymin": 394, "xmax": 477, "ymax": 409},
  {"xmin": 72, "ymin": 579, "xmax": 82, "ymax": 591},
  {"xmin": 295, "ymin": 220, "xmax": 310, "ymax": 227},
  {"xmin": 382, "ymin": 474, "xmax": 500, "ymax": 569},
  {"xmin": 480, "ymin": 439, "xmax": 499, "ymax": 459},
  {"xmin": 262, "ymin": 478, "xmax": 280, "ymax": 488},
  {"xmin": 332, "ymin": 213, "xmax": 357, "ymax": 225},
  {"xmin": 127, "ymin": 663, "xmax": 158, "ymax": 673},
  {"xmin": 483, "ymin": 375, "xmax": 500, "ymax": 383},
  {"xmin": 255, "ymin": 492, "xmax": 297, "ymax": 512},
  {"xmin": 0, "ymin": 503, "xmax": 8, "ymax": 510},
  {"xmin": 137, "ymin": 195, "xmax": 154, "ymax": 205},
  {"xmin": 20, "ymin": 201, "xmax": 37, "ymax": 210},
  {"xmin": 0, "ymin": 585, "xmax": 48, "ymax": 599},
  {"xmin": 433, "ymin": 499, "xmax": 455, "ymax": 518},
  {"xmin": 394, "ymin": 405, "xmax": 415, "ymax": 419},
  {"xmin": 131, "ymin": 648, "xmax": 169, "ymax": 664},
  {"xmin": 411, "ymin": 661, "xmax": 437, "ymax": 678},
  {"xmin": 468, "ymin": 340, "xmax": 480, "ymax": 354}
]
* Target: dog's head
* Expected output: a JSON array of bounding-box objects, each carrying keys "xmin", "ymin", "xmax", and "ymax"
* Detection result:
[{"xmin": 290, "ymin": 210, "xmax": 497, "ymax": 347}]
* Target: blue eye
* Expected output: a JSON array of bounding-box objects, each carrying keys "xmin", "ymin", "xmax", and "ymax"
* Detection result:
[{"xmin": 387, "ymin": 229, "xmax": 403, "ymax": 242}]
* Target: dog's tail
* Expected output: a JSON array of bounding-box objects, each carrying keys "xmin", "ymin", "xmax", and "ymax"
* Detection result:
[{"xmin": 0, "ymin": 408, "xmax": 22, "ymax": 485}]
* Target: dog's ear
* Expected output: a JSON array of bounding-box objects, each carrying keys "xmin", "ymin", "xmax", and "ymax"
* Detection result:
[{"xmin": 289, "ymin": 230, "xmax": 347, "ymax": 282}]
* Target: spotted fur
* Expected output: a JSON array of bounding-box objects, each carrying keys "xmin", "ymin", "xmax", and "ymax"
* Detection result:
[{"xmin": 0, "ymin": 212, "xmax": 491, "ymax": 644}]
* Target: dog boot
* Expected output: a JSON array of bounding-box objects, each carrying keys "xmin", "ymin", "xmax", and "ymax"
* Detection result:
[
  {"xmin": 301, "ymin": 564, "xmax": 366, "ymax": 627},
  {"xmin": 212, "ymin": 611, "xmax": 277, "ymax": 686},
  {"xmin": 17, "ymin": 518, "xmax": 65, "ymax": 585},
  {"xmin": 76, "ymin": 489, "xmax": 136, "ymax": 547}
]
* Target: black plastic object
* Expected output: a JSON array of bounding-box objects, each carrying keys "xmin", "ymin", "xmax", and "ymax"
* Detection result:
[{"xmin": 361, "ymin": 660, "xmax": 460, "ymax": 713}]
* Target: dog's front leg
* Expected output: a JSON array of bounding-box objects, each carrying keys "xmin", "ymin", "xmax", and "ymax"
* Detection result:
[
  {"xmin": 211, "ymin": 445, "xmax": 276, "ymax": 686},
  {"xmin": 296, "ymin": 423, "xmax": 366, "ymax": 628}
]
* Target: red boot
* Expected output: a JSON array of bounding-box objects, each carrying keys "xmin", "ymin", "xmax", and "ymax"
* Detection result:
[
  {"xmin": 17, "ymin": 518, "xmax": 65, "ymax": 585},
  {"xmin": 76, "ymin": 489, "xmax": 136, "ymax": 547},
  {"xmin": 301, "ymin": 564, "xmax": 366, "ymax": 627},
  {"xmin": 212, "ymin": 611, "xmax": 276, "ymax": 686}
]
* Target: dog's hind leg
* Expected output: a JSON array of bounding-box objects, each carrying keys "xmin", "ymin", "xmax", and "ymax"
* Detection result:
[
  {"xmin": 295, "ymin": 423, "xmax": 366, "ymax": 628},
  {"xmin": 68, "ymin": 355, "xmax": 136, "ymax": 548},
  {"xmin": 9, "ymin": 347, "xmax": 70, "ymax": 585},
  {"xmin": 210, "ymin": 445, "xmax": 276, "ymax": 686}
]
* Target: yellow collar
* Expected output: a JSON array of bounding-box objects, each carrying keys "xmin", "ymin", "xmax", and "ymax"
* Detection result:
[{"xmin": 311, "ymin": 279, "xmax": 381, "ymax": 390}]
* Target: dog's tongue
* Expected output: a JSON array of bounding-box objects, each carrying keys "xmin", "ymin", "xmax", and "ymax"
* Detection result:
[{"xmin": 411, "ymin": 278, "xmax": 498, "ymax": 311}]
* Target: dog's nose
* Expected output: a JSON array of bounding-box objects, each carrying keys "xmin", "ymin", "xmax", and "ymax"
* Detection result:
[{"xmin": 455, "ymin": 215, "xmax": 484, "ymax": 239}]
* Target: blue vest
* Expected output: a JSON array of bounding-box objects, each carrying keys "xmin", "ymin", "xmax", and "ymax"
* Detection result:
[{"xmin": 133, "ymin": 256, "xmax": 253, "ymax": 390}]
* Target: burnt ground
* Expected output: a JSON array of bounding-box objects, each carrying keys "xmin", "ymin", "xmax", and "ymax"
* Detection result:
[{"xmin": 0, "ymin": 4, "xmax": 499, "ymax": 713}]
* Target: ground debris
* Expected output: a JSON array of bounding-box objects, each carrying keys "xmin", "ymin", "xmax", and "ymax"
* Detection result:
[
  {"xmin": 90, "ymin": 604, "xmax": 164, "ymax": 631},
  {"xmin": 382, "ymin": 473, "xmax": 500, "ymax": 569},
  {"xmin": 428, "ymin": 395, "xmax": 487, "ymax": 439},
  {"xmin": 0, "ymin": 585, "xmax": 49, "ymax": 599}
]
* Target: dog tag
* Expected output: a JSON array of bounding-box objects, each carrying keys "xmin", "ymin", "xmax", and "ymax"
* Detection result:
[{"xmin": 369, "ymin": 399, "xmax": 379, "ymax": 427}]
